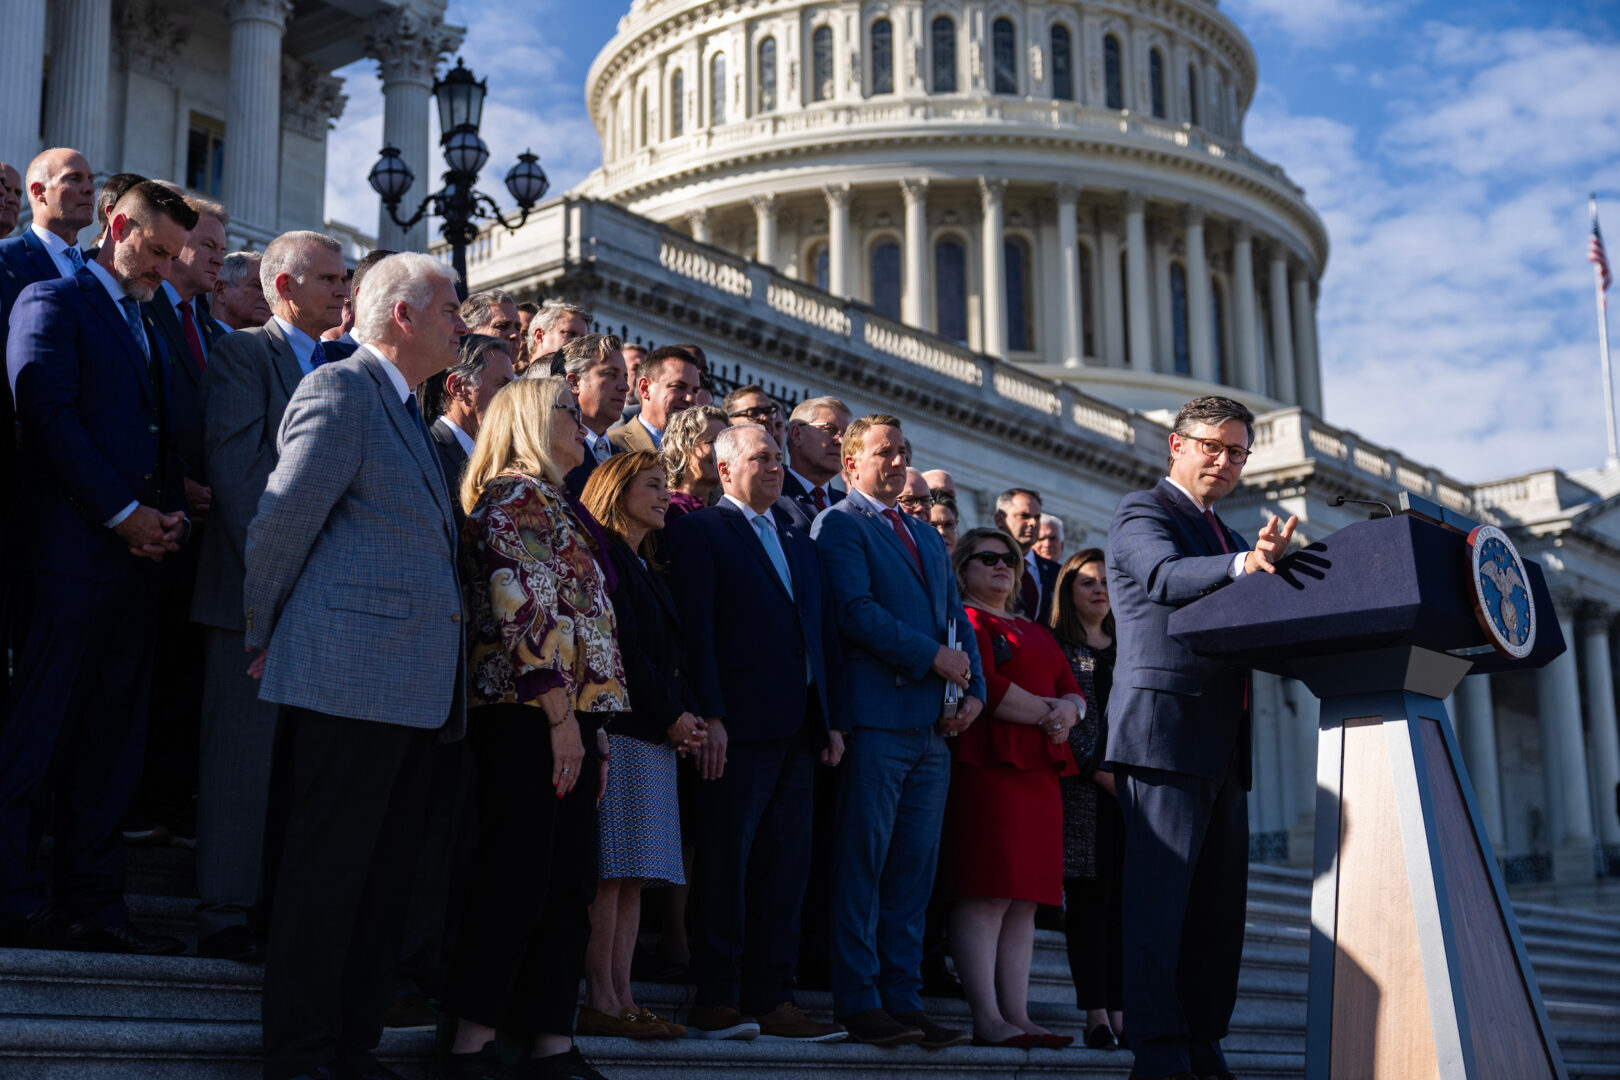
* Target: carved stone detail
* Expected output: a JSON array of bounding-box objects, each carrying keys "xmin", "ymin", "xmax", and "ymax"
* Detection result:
[
  {"xmin": 281, "ymin": 57, "xmax": 348, "ymax": 138},
  {"xmin": 364, "ymin": 9, "xmax": 464, "ymax": 87},
  {"xmin": 118, "ymin": 0, "xmax": 190, "ymax": 78}
]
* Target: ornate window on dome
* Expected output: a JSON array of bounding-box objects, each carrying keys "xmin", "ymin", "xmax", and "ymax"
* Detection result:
[
  {"xmin": 871, "ymin": 238, "xmax": 902, "ymax": 320},
  {"xmin": 871, "ymin": 19, "xmax": 894, "ymax": 95},
  {"xmin": 670, "ymin": 70, "xmax": 685, "ymax": 136},
  {"xmin": 1170, "ymin": 262, "xmax": 1190, "ymax": 375},
  {"xmin": 1103, "ymin": 34, "xmax": 1124, "ymax": 110},
  {"xmin": 758, "ymin": 37, "xmax": 778, "ymax": 112},
  {"xmin": 1051, "ymin": 25, "xmax": 1074, "ymax": 101},
  {"xmin": 935, "ymin": 236, "xmax": 967, "ymax": 344},
  {"xmin": 1212, "ymin": 279, "xmax": 1229, "ymax": 383},
  {"xmin": 1005, "ymin": 236, "xmax": 1034, "ymax": 351},
  {"xmin": 710, "ymin": 53, "xmax": 727, "ymax": 125},
  {"xmin": 1149, "ymin": 48, "xmax": 1166, "ymax": 118},
  {"xmin": 1187, "ymin": 64, "xmax": 1200, "ymax": 126},
  {"xmin": 932, "ymin": 17, "xmax": 957, "ymax": 93},
  {"xmin": 809, "ymin": 242, "xmax": 829, "ymax": 291},
  {"xmin": 1119, "ymin": 250, "xmax": 1131, "ymax": 366},
  {"xmin": 813, "ymin": 26, "xmax": 835, "ymax": 101},
  {"xmin": 992, "ymin": 18, "xmax": 1017, "ymax": 95},
  {"xmin": 1078, "ymin": 241, "xmax": 1095, "ymax": 358}
]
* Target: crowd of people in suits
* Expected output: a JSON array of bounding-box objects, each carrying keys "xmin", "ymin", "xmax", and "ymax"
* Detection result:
[{"xmin": 0, "ymin": 146, "xmax": 1299, "ymax": 1080}]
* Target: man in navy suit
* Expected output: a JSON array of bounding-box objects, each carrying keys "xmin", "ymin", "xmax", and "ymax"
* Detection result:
[
  {"xmin": 780, "ymin": 395, "xmax": 850, "ymax": 523},
  {"xmin": 995, "ymin": 487, "xmax": 1060, "ymax": 623},
  {"xmin": 664, "ymin": 423, "xmax": 849, "ymax": 1044},
  {"xmin": 1105, "ymin": 396, "xmax": 1295, "ymax": 1080},
  {"xmin": 0, "ymin": 181, "xmax": 198, "ymax": 954},
  {"xmin": 812, "ymin": 414, "xmax": 984, "ymax": 1049}
]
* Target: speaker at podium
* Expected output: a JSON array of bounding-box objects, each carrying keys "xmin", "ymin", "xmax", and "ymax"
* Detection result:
[{"xmin": 1168, "ymin": 492, "xmax": 1569, "ymax": 1080}]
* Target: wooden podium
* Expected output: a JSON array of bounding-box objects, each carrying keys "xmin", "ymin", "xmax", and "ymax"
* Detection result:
[{"xmin": 1169, "ymin": 497, "xmax": 1569, "ymax": 1080}]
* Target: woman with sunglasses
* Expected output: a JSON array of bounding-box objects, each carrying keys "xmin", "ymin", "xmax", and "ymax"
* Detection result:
[
  {"xmin": 441, "ymin": 376, "xmax": 626, "ymax": 1080},
  {"xmin": 946, "ymin": 527, "xmax": 1084, "ymax": 1049}
]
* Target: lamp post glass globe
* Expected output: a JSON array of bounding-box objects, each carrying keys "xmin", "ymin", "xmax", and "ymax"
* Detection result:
[
  {"xmin": 444, "ymin": 128, "xmax": 490, "ymax": 176},
  {"xmin": 434, "ymin": 58, "xmax": 487, "ymax": 136},
  {"xmin": 505, "ymin": 151, "xmax": 549, "ymax": 210},
  {"xmin": 367, "ymin": 147, "xmax": 414, "ymax": 204}
]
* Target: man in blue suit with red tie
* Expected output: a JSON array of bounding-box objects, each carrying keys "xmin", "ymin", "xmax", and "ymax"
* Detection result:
[
  {"xmin": 0, "ymin": 181, "xmax": 198, "ymax": 953},
  {"xmin": 812, "ymin": 413, "xmax": 985, "ymax": 1049},
  {"xmin": 1105, "ymin": 396, "xmax": 1296, "ymax": 1080}
]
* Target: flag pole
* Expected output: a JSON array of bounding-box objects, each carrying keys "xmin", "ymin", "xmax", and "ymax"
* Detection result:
[{"xmin": 1594, "ymin": 194, "xmax": 1619, "ymax": 469}]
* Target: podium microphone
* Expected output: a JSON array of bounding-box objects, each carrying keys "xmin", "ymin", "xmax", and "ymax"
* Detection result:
[{"xmin": 1331, "ymin": 495, "xmax": 1394, "ymax": 518}]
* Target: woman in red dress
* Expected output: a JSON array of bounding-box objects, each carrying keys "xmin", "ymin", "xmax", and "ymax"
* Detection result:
[{"xmin": 947, "ymin": 526, "xmax": 1084, "ymax": 1048}]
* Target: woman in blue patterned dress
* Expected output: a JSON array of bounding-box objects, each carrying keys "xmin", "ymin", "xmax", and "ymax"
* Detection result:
[{"xmin": 577, "ymin": 450, "xmax": 707, "ymax": 1039}]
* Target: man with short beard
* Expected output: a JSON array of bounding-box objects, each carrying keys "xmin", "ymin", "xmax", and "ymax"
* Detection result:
[{"xmin": 0, "ymin": 181, "xmax": 198, "ymax": 954}]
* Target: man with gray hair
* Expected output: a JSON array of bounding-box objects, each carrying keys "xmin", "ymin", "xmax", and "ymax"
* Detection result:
[
  {"xmin": 459, "ymin": 288, "xmax": 522, "ymax": 353},
  {"xmin": 210, "ymin": 252, "xmax": 269, "ymax": 332},
  {"xmin": 528, "ymin": 296, "xmax": 590, "ymax": 358},
  {"xmin": 247, "ymin": 251, "xmax": 468, "ymax": 1080},
  {"xmin": 187, "ymin": 228, "xmax": 348, "ymax": 964},
  {"xmin": 1034, "ymin": 513, "xmax": 1065, "ymax": 564},
  {"xmin": 554, "ymin": 332, "xmax": 629, "ymax": 496}
]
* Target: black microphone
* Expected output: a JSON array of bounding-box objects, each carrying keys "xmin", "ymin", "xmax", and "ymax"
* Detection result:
[{"xmin": 1331, "ymin": 495, "xmax": 1393, "ymax": 518}]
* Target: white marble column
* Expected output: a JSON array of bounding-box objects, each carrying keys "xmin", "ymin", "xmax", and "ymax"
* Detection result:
[
  {"xmin": 1152, "ymin": 221, "xmax": 1173, "ymax": 375},
  {"xmin": 43, "ymin": 0, "xmax": 111, "ymax": 167},
  {"xmin": 1293, "ymin": 271, "xmax": 1322, "ymax": 415},
  {"xmin": 1056, "ymin": 183, "xmax": 1081, "ymax": 366},
  {"xmin": 0, "ymin": 0, "xmax": 45, "ymax": 169},
  {"xmin": 221, "ymin": 0, "xmax": 293, "ymax": 237},
  {"xmin": 980, "ymin": 177, "xmax": 1007, "ymax": 359},
  {"xmin": 901, "ymin": 178, "xmax": 928, "ymax": 327},
  {"xmin": 1582, "ymin": 618, "xmax": 1620, "ymax": 846},
  {"xmin": 1185, "ymin": 205, "xmax": 1214, "ymax": 383},
  {"xmin": 751, "ymin": 193, "xmax": 778, "ymax": 266},
  {"xmin": 366, "ymin": 10, "xmax": 462, "ymax": 252},
  {"xmin": 687, "ymin": 207, "xmax": 712, "ymax": 244},
  {"xmin": 1454, "ymin": 674, "xmax": 1506, "ymax": 847},
  {"xmin": 1269, "ymin": 247, "xmax": 1297, "ymax": 404},
  {"xmin": 824, "ymin": 183, "xmax": 850, "ymax": 297},
  {"xmin": 1099, "ymin": 220, "xmax": 1124, "ymax": 368},
  {"xmin": 1123, "ymin": 193, "xmax": 1152, "ymax": 370},
  {"xmin": 1537, "ymin": 614, "xmax": 1596, "ymax": 878},
  {"xmin": 1231, "ymin": 223, "xmax": 1259, "ymax": 392}
]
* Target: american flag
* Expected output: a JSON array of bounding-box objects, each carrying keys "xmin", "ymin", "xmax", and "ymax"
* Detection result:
[{"xmin": 1592, "ymin": 207, "xmax": 1613, "ymax": 306}]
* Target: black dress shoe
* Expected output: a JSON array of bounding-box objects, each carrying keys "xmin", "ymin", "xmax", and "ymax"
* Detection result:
[
  {"xmin": 920, "ymin": 957, "xmax": 964, "ymax": 999},
  {"xmin": 61, "ymin": 918, "xmax": 186, "ymax": 956},
  {"xmin": 197, "ymin": 925, "xmax": 266, "ymax": 963},
  {"xmin": 1200, "ymin": 1072, "xmax": 1238, "ymax": 1080},
  {"xmin": 0, "ymin": 906, "xmax": 70, "ymax": 949},
  {"xmin": 1084, "ymin": 1022, "xmax": 1119, "ymax": 1050}
]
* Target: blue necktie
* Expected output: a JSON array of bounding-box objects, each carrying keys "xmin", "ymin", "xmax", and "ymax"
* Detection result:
[
  {"xmin": 752, "ymin": 514, "xmax": 793, "ymax": 599},
  {"xmin": 118, "ymin": 297, "xmax": 150, "ymax": 366},
  {"xmin": 65, "ymin": 246, "xmax": 85, "ymax": 272},
  {"xmin": 405, "ymin": 392, "xmax": 429, "ymax": 446},
  {"xmin": 309, "ymin": 340, "xmax": 328, "ymax": 368}
]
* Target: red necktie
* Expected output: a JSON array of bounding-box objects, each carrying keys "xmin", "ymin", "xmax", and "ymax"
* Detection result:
[
  {"xmin": 1204, "ymin": 509, "xmax": 1231, "ymax": 554},
  {"xmin": 811, "ymin": 486, "xmax": 828, "ymax": 514},
  {"xmin": 1020, "ymin": 562, "xmax": 1040, "ymax": 616},
  {"xmin": 178, "ymin": 300, "xmax": 206, "ymax": 373},
  {"xmin": 885, "ymin": 508, "xmax": 924, "ymax": 574}
]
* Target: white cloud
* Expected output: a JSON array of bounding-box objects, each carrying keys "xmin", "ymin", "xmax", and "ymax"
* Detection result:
[
  {"xmin": 1222, "ymin": 0, "xmax": 1408, "ymax": 46},
  {"xmin": 1245, "ymin": 24, "xmax": 1620, "ymax": 481}
]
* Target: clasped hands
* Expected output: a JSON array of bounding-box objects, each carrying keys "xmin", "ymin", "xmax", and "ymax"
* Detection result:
[
  {"xmin": 114, "ymin": 505, "xmax": 187, "ymax": 561},
  {"xmin": 1036, "ymin": 695, "xmax": 1082, "ymax": 744},
  {"xmin": 931, "ymin": 643, "xmax": 983, "ymax": 736}
]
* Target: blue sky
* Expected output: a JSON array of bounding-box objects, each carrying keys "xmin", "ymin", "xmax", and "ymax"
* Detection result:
[{"xmin": 325, "ymin": 0, "xmax": 1620, "ymax": 484}]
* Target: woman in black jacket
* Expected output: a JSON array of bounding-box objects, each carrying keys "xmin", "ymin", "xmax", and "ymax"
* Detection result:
[{"xmin": 577, "ymin": 451, "xmax": 706, "ymax": 1039}]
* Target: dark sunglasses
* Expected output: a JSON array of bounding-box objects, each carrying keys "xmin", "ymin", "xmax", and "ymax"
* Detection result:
[{"xmin": 967, "ymin": 551, "xmax": 1020, "ymax": 569}]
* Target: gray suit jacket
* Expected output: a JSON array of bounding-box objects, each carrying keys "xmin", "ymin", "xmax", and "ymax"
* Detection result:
[
  {"xmin": 245, "ymin": 346, "xmax": 466, "ymax": 737},
  {"xmin": 190, "ymin": 319, "xmax": 303, "ymax": 631}
]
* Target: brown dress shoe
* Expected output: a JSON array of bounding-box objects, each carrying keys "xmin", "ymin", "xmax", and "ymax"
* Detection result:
[
  {"xmin": 756, "ymin": 1002, "xmax": 848, "ymax": 1042},
  {"xmin": 634, "ymin": 1009, "xmax": 686, "ymax": 1038},
  {"xmin": 837, "ymin": 1008, "xmax": 925, "ymax": 1046},
  {"xmin": 684, "ymin": 1004, "xmax": 761, "ymax": 1040},
  {"xmin": 576, "ymin": 1007, "xmax": 668, "ymax": 1039},
  {"xmin": 890, "ymin": 1010, "xmax": 971, "ymax": 1049}
]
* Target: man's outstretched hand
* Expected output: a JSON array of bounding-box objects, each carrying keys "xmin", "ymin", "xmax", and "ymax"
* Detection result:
[{"xmin": 1244, "ymin": 514, "xmax": 1299, "ymax": 576}]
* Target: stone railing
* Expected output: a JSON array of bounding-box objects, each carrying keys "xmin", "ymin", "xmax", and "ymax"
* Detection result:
[
  {"xmin": 592, "ymin": 97, "xmax": 1304, "ymax": 200},
  {"xmin": 1250, "ymin": 409, "xmax": 1479, "ymax": 514},
  {"xmin": 863, "ymin": 311, "xmax": 981, "ymax": 385},
  {"xmin": 770, "ymin": 278, "xmax": 852, "ymax": 336},
  {"xmin": 658, "ymin": 232, "xmax": 752, "ymax": 298}
]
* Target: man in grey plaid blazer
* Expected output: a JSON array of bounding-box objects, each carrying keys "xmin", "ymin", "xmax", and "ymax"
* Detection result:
[{"xmin": 244, "ymin": 251, "xmax": 469, "ymax": 1080}]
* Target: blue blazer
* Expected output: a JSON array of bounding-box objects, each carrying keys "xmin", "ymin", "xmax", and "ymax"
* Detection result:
[
  {"xmin": 664, "ymin": 500, "xmax": 844, "ymax": 743},
  {"xmin": 1104, "ymin": 478, "xmax": 1252, "ymax": 787},
  {"xmin": 9, "ymin": 268, "xmax": 183, "ymax": 580},
  {"xmin": 811, "ymin": 494, "xmax": 985, "ymax": 731},
  {"xmin": 0, "ymin": 231, "xmax": 64, "ymax": 319}
]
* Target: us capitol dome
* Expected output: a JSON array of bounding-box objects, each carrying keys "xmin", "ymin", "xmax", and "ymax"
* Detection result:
[{"xmin": 575, "ymin": 0, "xmax": 1329, "ymax": 417}]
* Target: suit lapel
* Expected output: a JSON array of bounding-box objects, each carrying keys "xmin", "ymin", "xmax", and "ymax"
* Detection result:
[
  {"xmin": 720, "ymin": 502, "xmax": 794, "ymax": 603},
  {"xmin": 146, "ymin": 297, "xmax": 201, "ymax": 392},
  {"xmin": 77, "ymin": 271, "xmax": 154, "ymax": 408},
  {"xmin": 860, "ymin": 501, "xmax": 927, "ymax": 589},
  {"xmin": 644, "ymin": 558, "xmax": 683, "ymax": 629},
  {"xmin": 22, "ymin": 232, "xmax": 61, "ymax": 283},
  {"xmin": 1155, "ymin": 479, "xmax": 1226, "ymax": 557},
  {"xmin": 261, "ymin": 319, "xmax": 304, "ymax": 401},
  {"xmin": 358, "ymin": 350, "xmax": 455, "ymax": 542}
]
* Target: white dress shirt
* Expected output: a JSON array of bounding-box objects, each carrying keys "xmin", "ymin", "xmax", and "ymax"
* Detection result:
[
  {"xmin": 1164, "ymin": 475, "xmax": 1246, "ymax": 579},
  {"xmin": 30, "ymin": 222, "xmax": 85, "ymax": 278},
  {"xmin": 438, "ymin": 415, "xmax": 476, "ymax": 457},
  {"xmin": 636, "ymin": 414, "xmax": 665, "ymax": 449}
]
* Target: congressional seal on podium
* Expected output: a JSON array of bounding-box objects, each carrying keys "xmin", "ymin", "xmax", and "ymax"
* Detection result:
[{"xmin": 1467, "ymin": 524, "xmax": 1536, "ymax": 659}]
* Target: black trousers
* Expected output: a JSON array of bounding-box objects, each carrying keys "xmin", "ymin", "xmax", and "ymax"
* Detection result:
[
  {"xmin": 395, "ymin": 738, "xmax": 476, "ymax": 1001},
  {"xmin": 137, "ymin": 544, "xmax": 204, "ymax": 825},
  {"xmin": 447, "ymin": 704, "xmax": 599, "ymax": 1037},
  {"xmin": 692, "ymin": 724, "xmax": 815, "ymax": 1015},
  {"xmin": 1116, "ymin": 763, "xmax": 1248, "ymax": 1080},
  {"xmin": 1063, "ymin": 794, "xmax": 1125, "ymax": 1013},
  {"xmin": 260, "ymin": 707, "xmax": 438, "ymax": 1080}
]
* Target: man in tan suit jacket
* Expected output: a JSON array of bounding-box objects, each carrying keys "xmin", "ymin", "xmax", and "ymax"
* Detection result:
[{"xmin": 607, "ymin": 344, "xmax": 700, "ymax": 455}]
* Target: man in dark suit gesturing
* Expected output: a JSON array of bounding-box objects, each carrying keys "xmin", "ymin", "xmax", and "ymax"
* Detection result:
[
  {"xmin": 0, "ymin": 181, "xmax": 198, "ymax": 953},
  {"xmin": 1105, "ymin": 396, "xmax": 1295, "ymax": 1080}
]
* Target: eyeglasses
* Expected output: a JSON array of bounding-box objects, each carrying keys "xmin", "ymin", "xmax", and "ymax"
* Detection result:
[
  {"xmin": 553, "ymin": 403, "xmax": 582, "ymax": 424},
  {"xmin": 967, "ymin": 551, "xmax": 1020, "ymax": 569},
  {"xmin": 896, "ymin": 495, "xmax": 930, "ymax": 510},
  {"xmin": 801, "ymin": 421, "xmax": 844, "ymax": 437},
  {"xmin": 1180, "ymin": 434, "xmax": 1251, "ymax": 466},
  {"xmin": 729, "ymin": 405, "xmax": 781, "ymax": 422}
]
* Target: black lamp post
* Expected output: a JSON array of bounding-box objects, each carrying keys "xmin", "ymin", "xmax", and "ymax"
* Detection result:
[{"xmin": 368, "ymin": 58, "xmax": 550, "ymax": 296}]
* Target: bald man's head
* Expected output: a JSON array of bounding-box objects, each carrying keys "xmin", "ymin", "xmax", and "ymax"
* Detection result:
[{"xmin": 24, "ymin": 148, "xmax": 96, "ymax": 242}]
